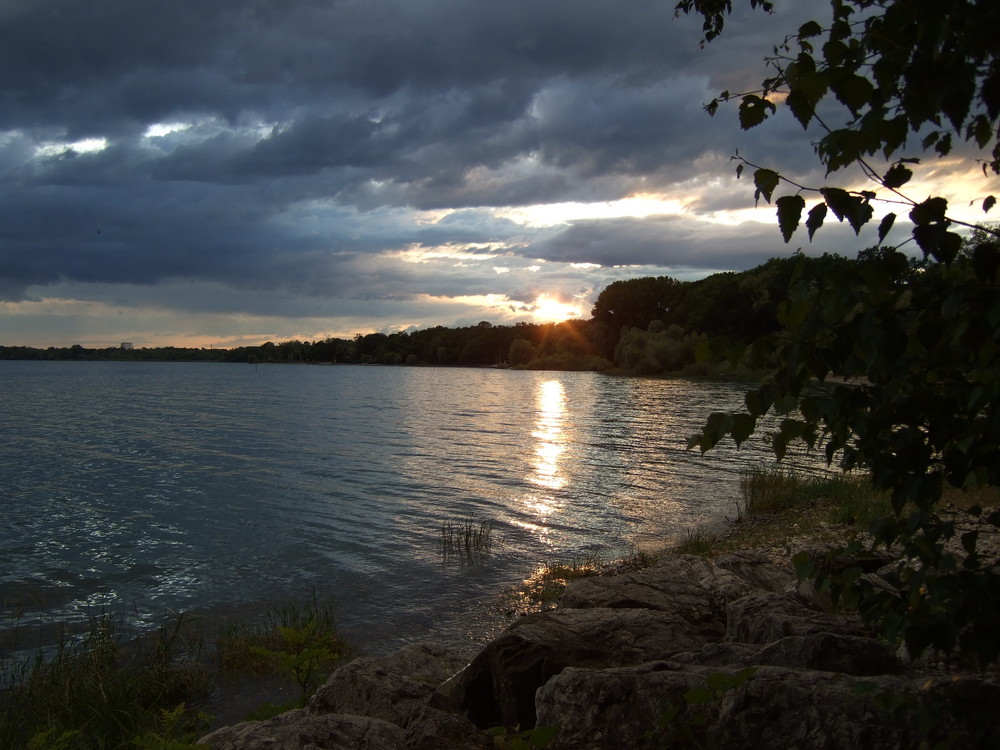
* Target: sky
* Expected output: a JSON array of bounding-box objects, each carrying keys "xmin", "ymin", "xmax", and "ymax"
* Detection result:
[{"xmin": 0, "ymin": 0, "xmax": 993, "ymax": 348}]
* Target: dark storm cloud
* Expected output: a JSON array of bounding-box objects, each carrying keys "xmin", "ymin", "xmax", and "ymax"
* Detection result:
[
  {"xmin": 530, "ymin": 211, "xmax": 899, "ymax": 271},
  {"xmin": 529, "ymin": 215, "xmax": 777, "ymax": 269},
  {"xmin": 0, "ymin": 0, "xmax": 830, "ymax": 326}
]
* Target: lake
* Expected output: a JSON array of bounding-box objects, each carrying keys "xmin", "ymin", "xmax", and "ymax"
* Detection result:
[{"xmin": 0, "ymin": 361, "xmax": 812, "ymax": 656}]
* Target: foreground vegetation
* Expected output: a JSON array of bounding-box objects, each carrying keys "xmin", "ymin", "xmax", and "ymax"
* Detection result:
[
  {"xmin": 675, "ymin": 0, "xmax": 1000, "ymax": 670},
  {"xmin": 522, "ymin": 465, "xmax": 997, "ymax": 610},
  {"xmin": 0, "ymin": 591, "xmax": 345, "ymax": 750}
]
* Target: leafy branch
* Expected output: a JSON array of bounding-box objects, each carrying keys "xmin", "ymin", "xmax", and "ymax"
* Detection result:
[
  {"xmin": 733, "ymin": 152, "xmax": 998, "ymax": 253},
  {"xmin": 695, "ymin": 0, "xmax": 999, "ymax": 257},
  {"xmin": 677, "ymin": 0, "xmax": 1000, "ymax": 668}
]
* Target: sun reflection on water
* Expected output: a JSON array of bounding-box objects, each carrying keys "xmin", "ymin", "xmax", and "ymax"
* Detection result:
[
  {"xmin": 520, "ymin": 380, "xmax": 569, "ymax": 531},
  {"xmin": 531, "ymin": 380, "xmax": 567, "ymax": 491}
]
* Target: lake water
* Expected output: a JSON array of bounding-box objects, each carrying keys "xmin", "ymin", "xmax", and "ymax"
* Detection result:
[{"xmin": 0, "ymin": 361, "xmax": 812, "ymax": 656}]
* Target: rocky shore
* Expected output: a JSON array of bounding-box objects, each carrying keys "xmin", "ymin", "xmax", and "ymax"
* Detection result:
[{"xmin": 199, "ymin": 521, "xmax": 1000, "ymax": 750}]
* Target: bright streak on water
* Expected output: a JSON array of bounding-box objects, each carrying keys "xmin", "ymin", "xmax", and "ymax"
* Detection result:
[{"xmin": 0, "ymin": 361, "xmax": 822, "ymax": 656}]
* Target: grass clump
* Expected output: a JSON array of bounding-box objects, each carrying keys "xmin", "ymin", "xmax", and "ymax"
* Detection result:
[
  {"xmin": 222, "ymin": 592, "xmax": 344, "ymax": 708},
  {"xmin": 440, "ymin": 519, "xmax": 494, "ymax": 562},
  {"xmin": 670, "ymin": 464, "xmax": 894, "ymax": 558},
  {"xmin": 519, "ymin": 553, "xmax": 604, "ymax": 605},
  {"xmin": 673, "ymin": 529, "xmax": 718, "ymax": 557},
  {"xmin": 736, "ymin": 464, "xmax": 890, "ymax": 529},
  {"xmin": 0, "ymin": 590, "xmax": 347, "ymax": 750},
  {"xmin": 738, "ymin": 464, "xmax": 808, "ymax": 516},
  {"xmin": 1, "ymin": 611, "xmax": 212, "ymax": 750}
]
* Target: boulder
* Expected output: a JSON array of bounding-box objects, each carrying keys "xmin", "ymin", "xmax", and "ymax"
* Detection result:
[
  {"xmin": 441, "ymin": 606, "xmax": 720, "ymax": 729},
  {"xmin": 535, "ymin": 663, "xmax": 1000, "ymax": 749},
  {"xmin": 201, "ymin": 546, "xmax": 999, "ymax": 750},
  {"xmin": 309, "ymin": 642, "xmax": 481, "ymax": 749},
  {"xmin": 724, "ymin": 588, "xmax": 869, "ymax": 644},
  {"xmin": 559, "ymin": 554, "xmax": 755, "ymax": 624},
  {"xmin": 713, "ymin": 549, "xmax": 796, "ymax": 592},
  {"xmin": 199, "ymin": 709, "xmax": 406, "ymax": 750},
  {"xmin": 755, "ymin": 633, "xmax": 904, "ymax": 676},
  {"xmin": 310, "ymin": 642, "xmax": 462, "ymax": 723}
]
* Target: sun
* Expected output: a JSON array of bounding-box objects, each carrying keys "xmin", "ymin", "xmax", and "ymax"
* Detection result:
[{"xmin": 531, "ymin": 294, "xmax": 582, "ymax": 324}]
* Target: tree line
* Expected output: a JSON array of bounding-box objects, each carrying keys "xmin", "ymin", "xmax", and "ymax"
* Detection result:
[{"xmin": 0, "ymin": 251, "xmax": 913, "ymax": 375}]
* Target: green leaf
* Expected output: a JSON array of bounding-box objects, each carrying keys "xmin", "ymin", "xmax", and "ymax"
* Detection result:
[
  {"xmin": 909, "ymin": 197, "xmax": 949, "ymax": 226},
  {"xmin": 753, "ymin": 168, "xmax": 780, "ymax": 204},
  {"xmin": 774, "ymin": 419, "xmax": 806, "ymax": 460},
  {"xmin": 935, "ymin": 131, "xmax": 954, "ymax": 157},
  {"xmin": 731, "ymin": 666, "xmax": 758, "ymax": 689},
  {"xmin": 738, "ymin": 95, "xmax": 776, "ymax": 130},
  {"xmin": 798, "ymin": 20, "xmax": 823, "ymax": 39},
  {"xmin": 732, "ymin": 413, "xmax": 756, "ymax": 446},
  {"xmin": 820, "ymin": 187, "xmax": 852, "ymax": 221},
  {"xmin": 967, "ymin": 114, "xmax": 993, "ymax": 148},
  {"xmin": 877, "ymin": 213, "xmax": 896, "ymax": 244},
  {"xmin": 847, "ymin": 199, "xmax": 873, "ymax": 234},
  {"xmin": 806, "ymin": 202, "xmax": 827, "ymax": 240},
  {"xmin": 962, "ymin": 531, "xmax": 979, "ymax": 554},
  {"xmin": 822, "ymin": 39, "xmax": 849, "ymax": 66},
  {"xmin": 786, "ymin": 90, "xmax": 816, "ymax": 129},
  {"xmin": 785, "ymin": 55, "xmax": 827, "ymax": 129},
  {"xmin": 792, "ymin": 550, "xmax": 815, "ymax": 580},
  {"xmin": 683, "ymin": 687, "xmax": 715, "ymax": 705},
  {"xmin": 912, "ymin": 224, "xmax": 962, "ymax": 263},
  {"xmin": 705, "ymin": 673, "xmax": 732, "ymax": 691},
  {"xmin": 830, "ymin": 73, "xmax": 874, "ymax": 115},
  {"xmin": 776, "ymin": 194, "xmax": 805, "ymax": 242},
  {"xmin": 705, "ymin": 411, "xmax": 733, "ymax": 442},
  {"xmin": 689, "ymin": 411, "xmax": 730, "ymax": 452},
  {"xmin": 744, "ymin": 389, "xmax": 769, "ymax": 419},
  {"xmin": 882, "ymin": 164, "xmax": 912, "ymax": 189},
  {"xmin": 820, "ymin": 187, "xmax": 871, "ymax": 234}
]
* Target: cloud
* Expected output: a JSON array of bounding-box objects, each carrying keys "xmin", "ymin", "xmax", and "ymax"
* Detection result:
[{"xmin": 0, "ymin": 0, "xmax": 988, "ymax": 346}]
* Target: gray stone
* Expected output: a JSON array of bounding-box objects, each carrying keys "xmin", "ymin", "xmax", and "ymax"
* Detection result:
[
  {"xmin": 199, "ymin": 709, "xmax": 406, "ymax": 750},
  {"xmin": 668, "ymin": 641, "xmax": 763, "ymax": 668},
  {"xmin": 714, "ymin": 549, "xmax": 796, "ymax": 592},
  {"xmin": 536, "ymin": 653, "xmax": 1000, "ymax": 749},
  {"xmin": 442, "ymin": 606, "xmax": 717, "ymax": 729},
  {"xmin": 310, "ymin": 642, "xmax": 464, "ymax": 724},
  {"xmin": 201, "ymin": 546, "xmax": 1000, "ymax": 750},
  {"xmin": 309, "ymin": 642, "xmax": 480, "ymax": 749},
  {"xmin": 560, "ymin": 555, "xmax": 753, "ymax": 625},
  {"xmin": 755, "ymin": 633, "xmax": 904, "ymax": 676},
  {"xmin": 725, "ymin": 588, "xmax": 869, "ymax": 644}
]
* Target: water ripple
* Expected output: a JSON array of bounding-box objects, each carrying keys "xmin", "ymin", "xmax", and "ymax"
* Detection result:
[{"xmin": 1, "ymin": 361, "xmax": 822, "ymax": 654}]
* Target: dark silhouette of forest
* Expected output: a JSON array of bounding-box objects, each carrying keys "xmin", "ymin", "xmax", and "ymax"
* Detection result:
[{"xmin": 0, "ymin": 252, "xmax": 868, "ymax": 375}]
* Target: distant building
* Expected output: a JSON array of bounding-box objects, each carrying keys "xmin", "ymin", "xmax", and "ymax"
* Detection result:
[{"xmin": 120, "ymin": 342, "xmax": 134, "ymax": 350}]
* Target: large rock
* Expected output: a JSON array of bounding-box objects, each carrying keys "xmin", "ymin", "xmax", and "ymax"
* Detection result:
[
  {"xmin": 309, "ymin": 642, "xmax": 481, "ymax": 749},
  {"xmin": 310, "ymin": 642, "xmax": 462, "ymax": 723},
  {"xmin": 714, "ymin": 550, "xmax": 796, "ymax": 592},
  {"xmin": 755, "ymin": 633, "xmax": 904, "ymax": 676},
  {"xmin": 444, "ymin": 553, "xmax": 817, "ymax": 730},
  {"xmin": 199, "ymin": 709, "xmax": 406, "ymax": 750},
  {"xmin": 535, "ymin": 663, "xmax": 1000, "ymax": 749},
  {"xmin": 724, "ymin": 588, "xmax": 869, "ymax": 644},
  {"xmin": 668, "ymin": 632, "xmax": 903, "ymax": 677},
  {"xmin": 440, "ymin": 605, "xmax": 724, "ymax": 729},
  {"xmin": 201, "ymin": 545, "xmax": 998, "ymax": 750},
  {"xmin": 202, "ymin": 643, "xmax": 485, "ymax": 750},
  {"xmin": 559, "ymin": 554, "xmax": 758, "ymax": 623}
]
